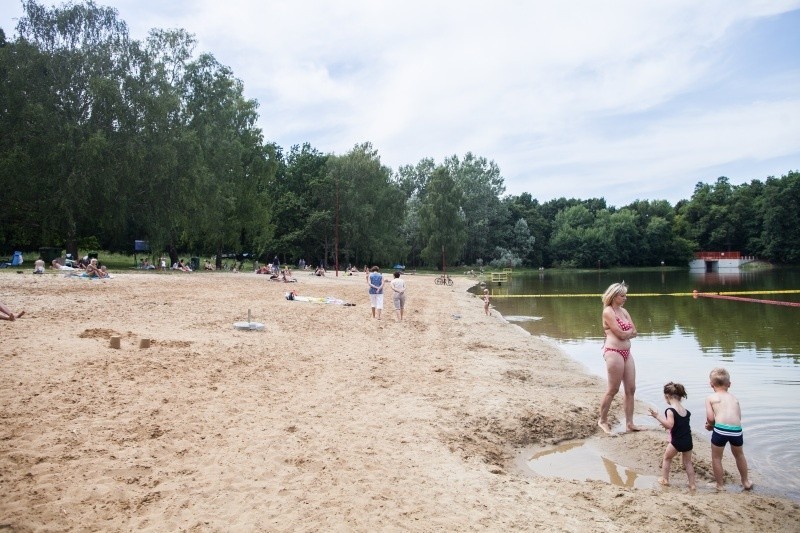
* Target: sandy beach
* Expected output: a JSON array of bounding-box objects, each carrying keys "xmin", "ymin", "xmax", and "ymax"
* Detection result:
[{"xmin": 1, "ymin": 270, "xmax": 798, "ymax": 531}]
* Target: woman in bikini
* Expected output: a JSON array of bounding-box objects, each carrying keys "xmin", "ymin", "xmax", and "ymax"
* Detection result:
[{"xmin": 598, "ymin": 282, "xmax": 640, "ymax": 435}]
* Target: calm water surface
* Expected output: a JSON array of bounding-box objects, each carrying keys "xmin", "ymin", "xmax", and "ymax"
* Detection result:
[{"xmin": 482, "ymin": 268, "xmax": 800, "ymax": 500}]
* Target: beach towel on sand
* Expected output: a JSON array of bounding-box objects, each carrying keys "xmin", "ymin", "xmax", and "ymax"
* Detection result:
[{"xmin": 285, "ymin": 293, "xmax": 353, "ymax": 305}]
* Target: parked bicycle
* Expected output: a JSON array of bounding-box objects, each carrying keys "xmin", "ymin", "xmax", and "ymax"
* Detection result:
[{"xmin": 434, "ymin": 274, "xmax": 453, "ymax": 286}]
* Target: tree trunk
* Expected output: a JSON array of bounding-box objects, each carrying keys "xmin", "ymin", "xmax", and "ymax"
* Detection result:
[
  {"xmin": 167, "ymin": 243, "xmax": 179, "ymax": 266},
  {"xmin": 65, "ymin": 238, "xmax": 78, "ymax": 261},
  {"xmin": 216, "ymin": 244, "xmax": 223, "ymax": 270}
]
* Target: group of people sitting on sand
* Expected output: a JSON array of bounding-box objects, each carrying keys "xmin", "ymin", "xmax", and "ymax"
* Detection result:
[
  {"xmin": 256, "ymin": 264, "xmax": 297, "ymax": 282},
  {"xmin": 137, "ymin": 258, "xmax": 157, "ymax": 269},
  {"xmin": 50, "ymin": 257, "xmax": 110, "ymax": 278},
  {"xmin": 172, "ymin": 259, "xmax": 192, "ymax": 272}
]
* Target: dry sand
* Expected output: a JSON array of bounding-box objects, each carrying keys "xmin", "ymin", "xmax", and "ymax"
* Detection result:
[{"xmin": 1, "ymin": 269, "xmax": 799, "ymax": 531}]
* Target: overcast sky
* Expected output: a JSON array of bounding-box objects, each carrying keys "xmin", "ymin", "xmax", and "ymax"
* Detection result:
[{"xmin": 2, "ymin": 1, "xmax": 799, "ymax": 206}]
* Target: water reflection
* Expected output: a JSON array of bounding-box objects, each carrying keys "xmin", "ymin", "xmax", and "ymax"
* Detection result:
[
  {"xmin": 518, "ymin": 440, "xmax": 658, "ymax": 490},
  {"xmin": 528, "ymin": 440, "xmax": 583, "ymax": 459},
  {"xmin": 486, "ymin": 269, "xmax": 800, "ymax": 360},
  {"xmin": 601, "ymin": 456, "xmax": 640, "ymax": 489},
  {"xmin": 689, "ymin": 271, "xmax": 759, "ymax": 285},
  {"xmin": 480, "ymin": 268, "xmax": 800, "ymax": 500}
]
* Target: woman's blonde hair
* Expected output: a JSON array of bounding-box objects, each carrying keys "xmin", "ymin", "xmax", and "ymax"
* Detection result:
[{"xmin": 601, "ymin": 282, "xmax": 628, "ymax": 306}]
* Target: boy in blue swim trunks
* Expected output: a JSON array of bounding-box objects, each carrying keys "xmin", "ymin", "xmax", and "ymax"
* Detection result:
[{"xmin": 705, "ymin": 367, "xmax": 753, "ymax": 491}]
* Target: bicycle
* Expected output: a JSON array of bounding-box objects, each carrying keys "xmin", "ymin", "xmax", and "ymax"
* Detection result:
[{"xmin": 434, "ymin": 274, "xmax": 454, "ymax": 286}]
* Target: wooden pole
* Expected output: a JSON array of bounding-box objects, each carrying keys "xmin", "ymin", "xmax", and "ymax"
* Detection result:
[{"xmin": 335, "ymin": 175, "xmax": 340, "ymax": 277}]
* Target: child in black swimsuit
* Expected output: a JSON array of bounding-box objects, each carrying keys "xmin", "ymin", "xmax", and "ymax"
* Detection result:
[{"xmin": 649, "ymin": 382, "xmax": 697, "ymax": 491}]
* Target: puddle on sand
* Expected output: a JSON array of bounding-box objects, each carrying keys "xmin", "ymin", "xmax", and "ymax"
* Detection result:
[{"xmin": 516, "ymin": 439, "xmax": 660, "ymax": 490}]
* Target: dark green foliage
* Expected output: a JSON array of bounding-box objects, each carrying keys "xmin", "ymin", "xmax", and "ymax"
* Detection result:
[
  {"xmin": 419, "ymin": 166, "xmax": 466, "ymax": 269},
  {"xmin": 760, "ymin": 171, "xmax": 800, "ymax": 263},
  {"xmin": 0, "ymin": 1, "xmax": 275, "ymax": 262},
  {"xmin": 1, "ymin": 1, "xmax": 798, "ymax": 267}
]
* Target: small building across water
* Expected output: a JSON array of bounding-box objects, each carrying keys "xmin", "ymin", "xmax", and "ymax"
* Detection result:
[{"xmin": 689, "ymin": 251, "xmax": 755, "ymax": 272}]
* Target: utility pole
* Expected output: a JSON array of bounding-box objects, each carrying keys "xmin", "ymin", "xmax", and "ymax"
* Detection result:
[{"xmin": 335, "ymin": 174, "xmax": 340, "ymax": 277}]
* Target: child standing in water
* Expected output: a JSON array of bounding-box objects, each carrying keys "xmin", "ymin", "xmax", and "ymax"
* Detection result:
[
  {"xmin": 705, "ymin": 367, "xmax": 753, "ymax": 491},
  {"xmin": 482, "ymin": 289, "xmax": 490, "ymax": 315},
  {"xmin": 649, "ymin": 382, "xmax": 696, "ymax": 490}
]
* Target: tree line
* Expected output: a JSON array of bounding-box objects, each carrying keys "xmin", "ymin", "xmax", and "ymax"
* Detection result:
[{"xmin": 1, "ymin": 1, "xmax": 798, "ymax": 269}]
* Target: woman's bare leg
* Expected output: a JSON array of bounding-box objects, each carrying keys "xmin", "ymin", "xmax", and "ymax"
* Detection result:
[
  {"xmin": 599, "ymin": 353, "xmax": 624, "ymax": 434},
  {"xmin": 622, "ymin": 356, "xmax": 640, "ymax": 431}
]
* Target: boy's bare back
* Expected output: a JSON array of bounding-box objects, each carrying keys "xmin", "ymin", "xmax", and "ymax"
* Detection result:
[
  {"xmin": 705, "ymin": 368, "xmax": 752, "ymax": 490},
  {"xmin": 706, "ymin": 388, "xmax": 742, "ymax": 427}
]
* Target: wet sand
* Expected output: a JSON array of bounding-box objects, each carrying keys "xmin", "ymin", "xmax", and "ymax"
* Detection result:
[{"xmin": 1, "ymin": 270, "xmax": 798, "ymax": 531}]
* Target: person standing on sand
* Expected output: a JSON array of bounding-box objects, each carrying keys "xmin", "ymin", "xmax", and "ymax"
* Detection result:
[
  {"xmin": 0, "ymin": 301, "xmax": 24, "ymax": 321},
  {"xmin": 483, "ymin": 289, "xmax": 490, "ymax": 315},
  {"xmin": 649, "ymin": 382, "xmax": 696, "ymax": 491},
  {"xmin": 389, "ymin": 271, "xmax": 406, "ymax": 322},
  {"xmin": 705, "ymin": 367, "xmax": 753, "ymax": 491},
  {"xmin": 368, "ymin": 266, "xmax": 385, "ymax": 320},
  {"xmin": 598, "ymin": 282, "xmax": 641, "ymax": 435}
]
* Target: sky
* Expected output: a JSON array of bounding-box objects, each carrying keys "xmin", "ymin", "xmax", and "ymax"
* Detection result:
[{"xmin": 2, "ymin": 0, "xmax": 799, "ymax": 207}]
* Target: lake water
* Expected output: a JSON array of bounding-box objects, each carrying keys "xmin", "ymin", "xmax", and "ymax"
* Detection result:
[{"xmin": 479, "ymin": 267, "xmax": 800, "ymax": 500}]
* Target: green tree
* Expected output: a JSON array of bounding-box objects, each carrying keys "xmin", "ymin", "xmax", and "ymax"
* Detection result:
[
  {"xmin": 271, "ymin": 143, "xmax": 327, "ymax": 264},
  {"xmin": 602, "ymin": 209, "xmax": 641, "ymax": 266},
  {"xmin": 400, "ymin": 193, "xmax": 424, "ymax": 267},
  {"xmin": 419, "ymin": 166, "xmax": 466, "ymax": 268},
  {"xmin": 548, "ymin": 204, "xmax": 623, "ymax": 268},
  {"xmin": 325, "ymin": 143, "xmax": 406, "ymax": 268},
  {"xmin": 761, "ymin": 171, "xmax": 800, "ymax": 263},
  {"xmin": 504, "ymin": 193, "xmax": 548, "ymax": 266},
  {"xmin": 395, "ymin": 157, "xmax": 435, "ymax": 200},
  {"xmin": 677, "ymin": 177, "xmax": 736, "ymax": 251},
  {"xmin": 624, "ymin": 200, "xmax": 670, "ymax": 265},
  {"xmin": 183, "ymin": 53, "xmax": 276, "ymax": 266},
  {"xmin": 511, "ymin": 218, "xmax": 536, "ymax": 265},
  {"xmin": 0, "ymin": 32, "xmax": 51, "ymax": 248},
  {"xmin": 728, "ymin": 179, "xmax": 765, "ymax": 256},
  {"xmin": 443, "ymin": 153, "xmax": 505, "ymax": 264},
  {"xmin": 2, "ymin": 0, "xmax": 132, "ymax": 254},
  {"xmin": 540, "ymin": 197, "xmax": 606, "ymax": 266},
  {"xmin": 121, "ymin": 28, "xmax": 199, "ymax": 259},
  {"xmin": 395, "ymin": 158, "xmax": 437, "ymax": 267}
]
